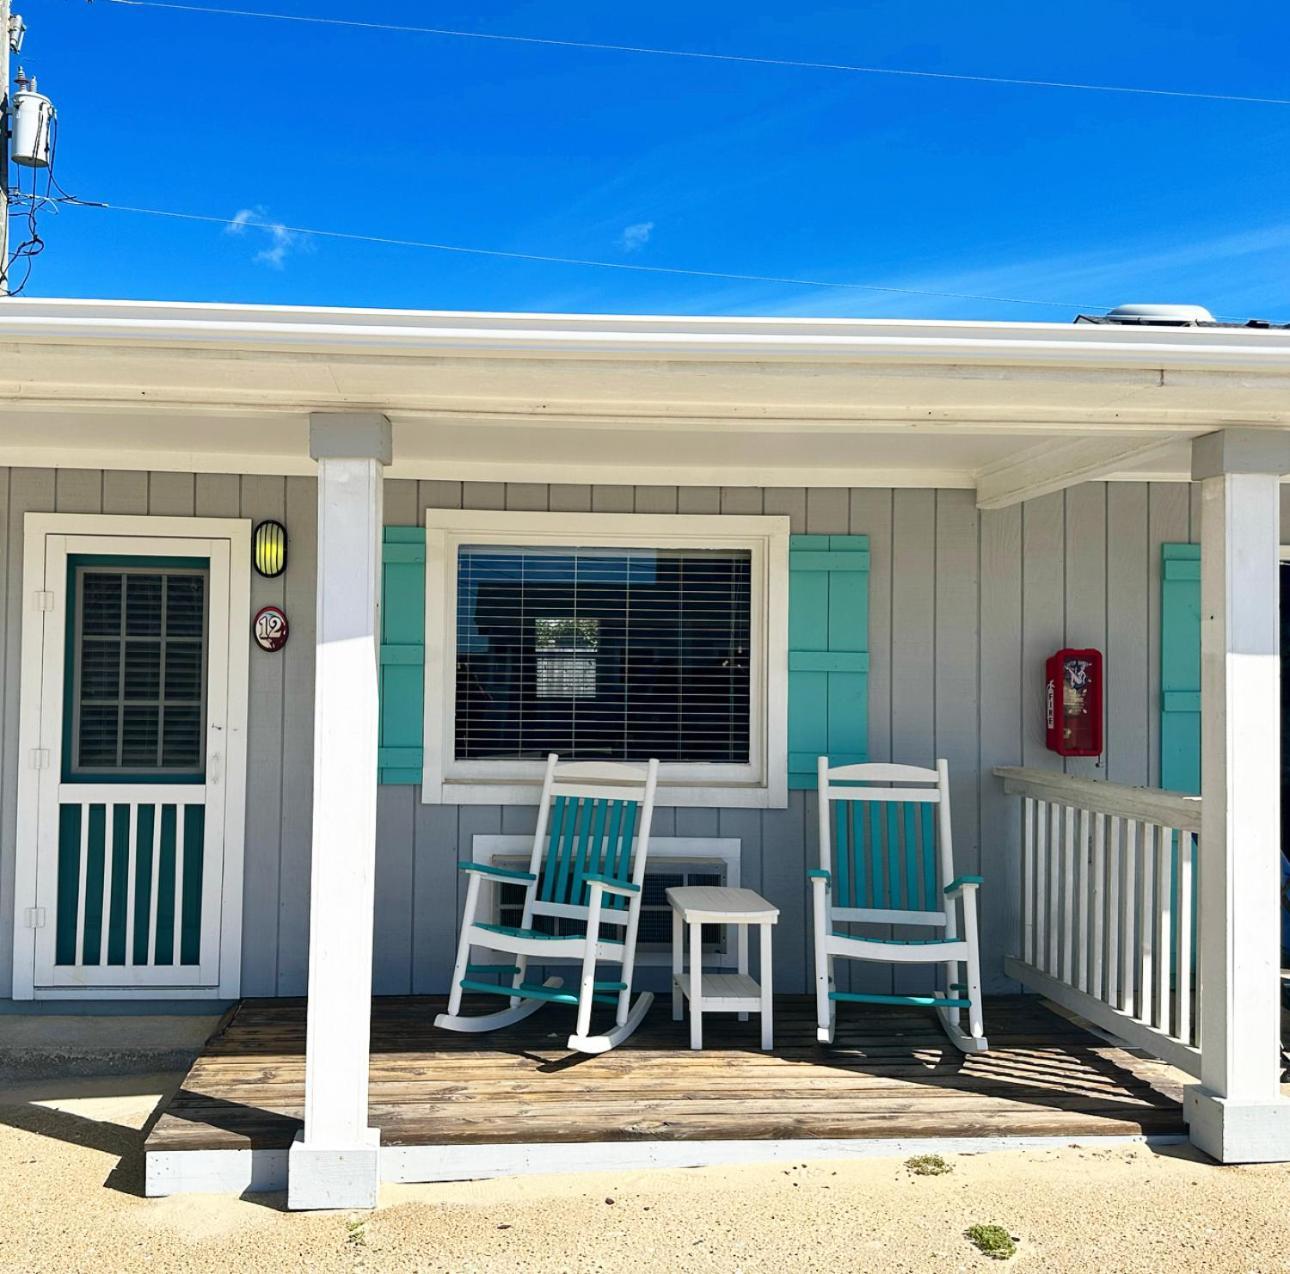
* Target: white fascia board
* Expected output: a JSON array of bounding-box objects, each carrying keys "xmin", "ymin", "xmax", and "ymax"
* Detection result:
[
  {"xmin": 975, "ymin": 435, "xmax": 1194, "ymax": 509},
  {"xmin": 4, "ymin": 298, "xmax": 1290, "ymax": 372}
]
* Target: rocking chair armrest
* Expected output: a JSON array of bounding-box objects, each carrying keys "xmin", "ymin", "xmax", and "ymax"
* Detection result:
[
  {"xmin": 943, "ymin": 874, "xmax": 984, "ymax": 897},
  {"xmin": 582, "ymin": 874, "xmax": 640, "ymax": 897},
  {"xmin": 807, "ymin": 868, "xmax": 832, "ymax": 889},
  {"xmin": 456, "ymin": 861, "xmax": 537, "ymax": 883}
]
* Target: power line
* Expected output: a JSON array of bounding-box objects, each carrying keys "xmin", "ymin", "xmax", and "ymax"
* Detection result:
[
  {"xmin": 78, "ymin": 201, "xmax": 1113, "ymax": 312},
  {"xmin": 102, "ymin": 0, "xmax": 1290, "ymax": 107}
]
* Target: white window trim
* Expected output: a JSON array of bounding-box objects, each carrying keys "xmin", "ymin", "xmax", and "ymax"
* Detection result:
[
  {"xmin": 471, "ymin": 834, "xmax": 741, "ymax": 967},
  {"xmin": 422, "ymin": 509, "xmax": 789, "ymax": 808}
]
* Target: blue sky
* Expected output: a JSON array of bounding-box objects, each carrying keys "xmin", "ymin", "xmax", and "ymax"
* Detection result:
[{"xmin": 15, "ymin": 1, "xmax": 1290, "ymax": 319}]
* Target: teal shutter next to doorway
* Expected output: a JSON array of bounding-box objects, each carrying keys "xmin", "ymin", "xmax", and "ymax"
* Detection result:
[
  {"xmin": 787, "ymin": 534, "xmax": 870, "ymax": 790},
  {"xmin": 1160, "ymin": 542, "xmax": 1201, "ymax": 794},
  {"xmin": 379, "ymin": 527, "xmax": 426, "ymax": 784}
]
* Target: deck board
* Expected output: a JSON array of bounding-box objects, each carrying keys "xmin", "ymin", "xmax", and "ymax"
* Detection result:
[{"xmin": 146, "ymin": 995, "xmax": 1186, "ymax": 1155}]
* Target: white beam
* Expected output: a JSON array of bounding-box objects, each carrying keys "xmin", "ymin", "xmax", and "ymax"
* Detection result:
[
  {"xmin": 287, "ymin": 412, "xmax": 391, "ymax": 1211},
  {"xmin": 1185, "ymin": 428, "xmax": 1290, "ymax": 1162},
  {"xmin": 975, "ymin": 435, "xmax": 1183, "ymax": 509}
]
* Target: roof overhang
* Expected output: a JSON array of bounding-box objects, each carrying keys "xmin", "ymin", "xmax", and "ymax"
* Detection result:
[{"xmin": 3, "ymin": 298, "xmax": 1290, "ymax": 505}]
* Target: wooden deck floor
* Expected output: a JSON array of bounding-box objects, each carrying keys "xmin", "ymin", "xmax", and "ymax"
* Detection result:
[{"xmin": 147, "ymin": 995, "xmax": 1186, "ymax": 1161}]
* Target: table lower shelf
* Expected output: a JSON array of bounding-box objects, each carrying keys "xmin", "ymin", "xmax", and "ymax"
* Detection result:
[{"xmin": 673, "ymin": 971, "xmax": 765, "ymax": 1012}]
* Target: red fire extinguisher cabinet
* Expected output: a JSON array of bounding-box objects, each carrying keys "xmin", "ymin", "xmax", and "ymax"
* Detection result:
[{"xmin": 1045, "ymin": 648, "xmax": 1103, "ymax": 758}]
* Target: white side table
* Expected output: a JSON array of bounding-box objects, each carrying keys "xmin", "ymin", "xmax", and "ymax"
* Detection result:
[{"xmin": 666, "ymin": 885, "xmax": 779, "ymax": 1050}]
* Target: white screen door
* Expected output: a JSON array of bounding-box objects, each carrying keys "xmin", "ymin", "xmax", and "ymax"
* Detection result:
[{"xmin": 14, "ymin": 519, "xmax": 249, "ymax": 997}]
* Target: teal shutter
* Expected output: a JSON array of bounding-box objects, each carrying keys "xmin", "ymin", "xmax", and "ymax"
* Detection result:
[
  {"xmin": 787, "ymin": 534, "xmax": 870, "ymax": 790},
  {"xmin": 379, "ymin": 527, "xmax": 426, "ymax": 784},
  {"xmin": 1160, "ymin": 542, "xmax": 1201, "ymax": 794}
]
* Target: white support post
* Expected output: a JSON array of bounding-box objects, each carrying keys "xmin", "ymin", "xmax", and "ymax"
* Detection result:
[
  {"xmin": 1185, "ymin": 428, "xmax": 1290, "ymax": 1163},
  {"xmin": 287, "ymin": 412, "xmax": 392, "ymax": 1211}
]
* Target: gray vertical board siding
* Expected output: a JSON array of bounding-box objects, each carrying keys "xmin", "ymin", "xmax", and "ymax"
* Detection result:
[
  {"xmin": 147, "ymin": 472, "xmax": 195, "ymax": 516},
  {"xmin": 411, "ymin": 803, "xmax": 459, "ymax": 993},
  {"xmin": 237, "ymin": 475, "xmax": 287, "ymax": 995},
  {"xmin": 634, "ymin": 486, "xmax": 678, "ymax": 515},
  {"xmin": 1105, "ymin": 484, "xmax": 1150, "ymax": 786},
  {"xmin": 591, "ymin": 485, "xmax": 634, "ymax": 513},
  {"xmin": 1062, "ymin": 484, "xmax": 1107, "ymax": 781},
  {"xmin": 0, "ymin": 470, "xmax": 1193, "ymax": 1004},
  {"xmin": 890, "ymin": 490, "xmax": 937, "ymax": 992},
  {"xmin": 505, "ymin": 483, "xmax": 548, "ymax": 512},
  {"xmin": 935, "ymin": 491, "xmax": 980, "ymax": 873},
  {"xmin": 676, "ymin": 487, "xmax": 719, "ymax": 514},
  {"xmin": 54, "ymin": 469, "xmax": 102, "ymax": 513},
  {"xmin": 102, "ymin": 471, "xmax": 148, "ymax": 515},
  {"xmin": 1020, "ymin": 493, "xmax": 1065, "ymax": 770},
  {"xmin": 846, "ymin": 488, "xmax": 895, "ymax": 994},
  {"xmin": 548, "ymin": 484, "xmax": 592, "ymax": 513},
  {"xmin": 977, "ymin": 505, "xmax": 1023, "ymax": 992},
  {"xmin": 276, "ymin": 476, "xmax": 316, "ymax": 993}
]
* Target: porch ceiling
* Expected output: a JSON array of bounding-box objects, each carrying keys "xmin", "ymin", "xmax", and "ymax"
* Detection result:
[{"xmin": 2, "ymin": 299, "xmax": 1289, "ymax": 502}]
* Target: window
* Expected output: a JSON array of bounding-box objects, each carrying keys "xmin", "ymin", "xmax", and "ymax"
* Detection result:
[
  {"xmin": 425, "ymin": 511, "xmax": 789, "ymax": 807},
  {"xmin": 68, "ymin": 562, "xmax": 209, "ymax": 778},
  {"xmin": 456, "ymin": 546, "xmax": 751, "ymax": 764}
]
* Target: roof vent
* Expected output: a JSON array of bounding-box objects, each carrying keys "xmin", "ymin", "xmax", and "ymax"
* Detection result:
[{"xmin": 1101, "ymin": 303, "xmax": 1216, "ymax": 326}]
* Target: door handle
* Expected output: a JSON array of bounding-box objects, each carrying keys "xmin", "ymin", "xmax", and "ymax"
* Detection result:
[{"xmin": 208, "ymin": 751, "xmax": 222, "ymax": 785}]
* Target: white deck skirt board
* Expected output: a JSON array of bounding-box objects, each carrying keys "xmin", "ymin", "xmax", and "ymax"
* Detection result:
[{"xmin": 145, "ymin": 1134, "xmax": 1189, "ymax": 1196}]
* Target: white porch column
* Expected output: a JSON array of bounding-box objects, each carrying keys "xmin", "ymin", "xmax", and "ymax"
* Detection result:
[
  {"xmin": 287, "ymin": 412, "xmax": 392, "ymax": 1210},
  {"xmin": 1186, "ymin": 427, "xmax": 1290, "ymax": 1162}
]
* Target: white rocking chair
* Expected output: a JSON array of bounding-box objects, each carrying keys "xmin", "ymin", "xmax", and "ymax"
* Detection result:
[
  {"xmin": 435, "ymin": 754, "xmax": 660, "ymax": 1054},
  {"xmin": 810, "ymin": 757, "xmax": 988, "ymax": 1052}
]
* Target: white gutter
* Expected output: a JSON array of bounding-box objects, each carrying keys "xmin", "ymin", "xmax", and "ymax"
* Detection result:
[{"xmin": 2, "ymin": 298, "xmax": 1290, "ymax": 372}]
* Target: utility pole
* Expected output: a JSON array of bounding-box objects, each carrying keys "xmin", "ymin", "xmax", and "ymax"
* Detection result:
[
  {"xmin": 0, "ymin": 4, "xmax": 50, "ymax": 297},
  {"xmin": 1, "ymin": 0, "xmax": 11, "ymax": 295}
]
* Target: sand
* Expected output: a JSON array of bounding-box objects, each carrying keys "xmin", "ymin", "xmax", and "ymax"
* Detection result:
[{"xmin": 2, "ymin": 1072, "xmax": 1290, "ymax": 1273}]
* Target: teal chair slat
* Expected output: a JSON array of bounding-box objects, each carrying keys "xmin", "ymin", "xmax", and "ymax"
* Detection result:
[
  {"xmin": 541, "ymin": 797, "xmax": 567, "ymax": 902},
  {"xmin": 571, "ymin": 798, "xmax": 606, "ymax": 906},
  {"xmin": 835, "ymin": 801, "xmax": 850, "ymax": 909},
  {"xmin": 538, "ymin": 796, "xmax": 641, "ymax": 908},
  {"xmin": 609, "ymin": 800, "xmax": 638, "ymax": 909},
  {"xmin": 829, "ymin": 796, "xmax": 941, "ymax": 914},
  {"xmin": 553, "ymin": 797, "xmax": 580, "ymax": 904}
]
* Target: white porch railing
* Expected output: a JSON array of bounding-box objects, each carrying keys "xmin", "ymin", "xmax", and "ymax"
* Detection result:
[{"xmin": 995, "ymin": 767, "xmax": 1202, "ymax": 1078}]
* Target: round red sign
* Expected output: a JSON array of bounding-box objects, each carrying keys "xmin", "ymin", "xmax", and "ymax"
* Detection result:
[{"xmin": 253, "ymin": 604, "xmax": 289, "ymax": 652}]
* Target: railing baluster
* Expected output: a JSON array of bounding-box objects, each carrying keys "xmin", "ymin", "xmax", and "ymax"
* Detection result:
[
  {"xmin": 1177, "ymin": 830, "xmax": 1194, "ymax": 1047},
  {"xmin": 1106, "ymin": 814, "xmax": 1121, "ymax": 1008},
  {"xmin": 1061, "ymin": 804, "xmax": 1076, "ymax": 983},
  {"xmin": 1022, "ymin": 796, "xmax": 1036, "ymax": 965},
  {"xmin": 1048, "ymin": 801, "xmax": 1061, "ymax": 975},
  {"xmin": 1122, "ymin": 818, "xmax": 1137, "ymax": 1017},
  {"xmin": 1076, "ymin": 807, "xmax": 1091, "ymax": 992},
  {"xmin": 1139, "ymin": 822, "xmax": 1156, "ymax": 1027},
  {"xmin": 1086, "ymin": 810, "xmax": 1102, "ymax": 996},
  {"xmin": 1157, "ymin": 824, "xmax": 1174, "ymax": 1039},
  {"xmin": 1035, "ymin": 800, "xmax": 1048, "ymax": 973}
]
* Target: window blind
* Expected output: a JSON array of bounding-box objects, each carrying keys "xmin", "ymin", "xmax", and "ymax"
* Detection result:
[
  {"xmin": 455, "ymin": 545, "xmax": 752, "ymax": 764},
  {"xmin": 72, "ymin": 566, "xmax": 209, "ymax": 776}
]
